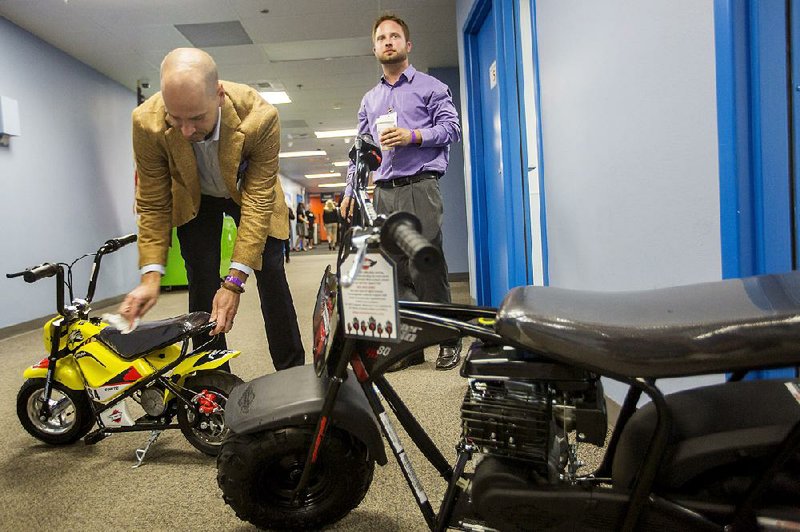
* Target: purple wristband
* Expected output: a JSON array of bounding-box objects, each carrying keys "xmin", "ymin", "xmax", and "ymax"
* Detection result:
[
  {"xmin": 411, "ymin": 130, "xmax": 417, "ymax": 145},
  {"xmin": 224, "ymin": 275, "xmax": 245, "ymax": 289}
]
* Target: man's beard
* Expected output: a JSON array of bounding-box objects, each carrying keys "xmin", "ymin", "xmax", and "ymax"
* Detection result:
[{"xmin": 379, "ymin": 50, "xmax": 407, "ymax": 65}]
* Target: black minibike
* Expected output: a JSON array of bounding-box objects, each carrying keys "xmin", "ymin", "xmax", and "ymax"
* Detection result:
[{"xmin": 217, "ymin": 135, "xmax": 800, "ymax": 531}]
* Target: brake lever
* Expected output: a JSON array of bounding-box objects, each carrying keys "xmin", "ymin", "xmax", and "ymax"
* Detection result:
[{"xmin": 341, "ymin": 233, "xmax": 380, "ymax": 287}]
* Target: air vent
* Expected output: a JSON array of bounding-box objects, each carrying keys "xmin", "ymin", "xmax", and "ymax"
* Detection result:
[{"xmin": 175, "ymin": 21, "xmax": 253, "ymax": 47}]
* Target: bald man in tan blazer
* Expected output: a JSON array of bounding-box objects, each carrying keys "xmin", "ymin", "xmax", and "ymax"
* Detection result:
[{"xmin": 121, "ymin": 48, "xmax": 304, "ymax": 370}]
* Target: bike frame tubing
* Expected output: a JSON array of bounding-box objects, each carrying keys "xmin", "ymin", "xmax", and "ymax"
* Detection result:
[
  {"xmin": 87, "ymin": 335, "xmax": 201, "ymax": 425},
  {"xmin": 373, "ymin": 375, "xmax": 453, "ymax": 480},
  {"xmin": 595, "ymin": 382, "xmax": 646, "ymax": 478},
  {"xmin": 730, "ymin": 417, "xmax": 800, "ymax": 530},
  {"xmin": 620, "ymin": 377, "xmax": 672, "ymax": 532},
  {"xmin": 363, "ymin": 378, "xmax": 438, "ymax": 530}
]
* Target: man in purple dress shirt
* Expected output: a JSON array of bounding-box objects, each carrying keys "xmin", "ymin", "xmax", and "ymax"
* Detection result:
[{"xmin": 341, "ymin": 14, "xmax": 463, "ymax": 371}]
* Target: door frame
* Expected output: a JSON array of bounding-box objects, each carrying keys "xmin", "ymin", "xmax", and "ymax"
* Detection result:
[
  {"xmin": 714, "ymin": 0, "xmax": 793, "ymax": 278},
  {"xmin": 463, "ymin": 0, "xmax": 533, "ymax": 305}
]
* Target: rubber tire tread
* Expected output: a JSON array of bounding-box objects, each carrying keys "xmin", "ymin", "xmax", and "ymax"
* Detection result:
[
  {"xmin": 177, "ymin": 370, "xmax": 243, "ymax": 456},
  {"xmin": 17, "ymin": 378, "xmax": 95, "ymax": 445},
  {"xmin": 217, "ymin": 426, "xmax": 375, "ymax": 530}
]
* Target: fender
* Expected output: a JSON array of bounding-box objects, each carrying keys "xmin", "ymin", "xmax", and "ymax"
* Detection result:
[
  {"xmin": 23, "ymin": 356, "xmax": 84, "ymax": 391},
  {"xmin": 226, "ymin": 364, "xmax": 387, "ymax": 465},
  {"xmin": 173, "ymin": 349, "xmax": 240, "ymax": 378}
]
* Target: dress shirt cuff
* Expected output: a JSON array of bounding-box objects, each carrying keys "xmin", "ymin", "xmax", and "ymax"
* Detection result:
[
  {"xmin": 141, "ymin": 264, "xmax": 166, "ymax": 276},
  {"xmin": 230, "ymin": 262, "xmax": 254, "ymax": 277}
]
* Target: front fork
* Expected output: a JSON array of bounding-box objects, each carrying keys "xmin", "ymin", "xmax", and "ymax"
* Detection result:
[
  {"xmin": 291, "ymin": 337, "xmax": 465, "ymax": 531},
  {"xmin": 38, "ymin": 319, "xmax": 65, "ymax": 422}
]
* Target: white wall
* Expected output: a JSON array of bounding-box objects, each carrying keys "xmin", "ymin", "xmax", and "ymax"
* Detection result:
[
  {"xmin": 455, "ymin": 0, "xmax": 725, "ymax": 400},
  {"xmin": 0, "ymin": 18, "xmax": 138, "ymax": 329},
  {"xmin": 534, "ymin": 0, "xmax": 722, "ymax": 291}
]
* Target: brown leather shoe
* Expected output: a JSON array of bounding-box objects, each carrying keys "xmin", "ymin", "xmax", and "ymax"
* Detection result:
[{"xmin": 435, "ymin": 343, "xmax": 462, "ymax": 370}]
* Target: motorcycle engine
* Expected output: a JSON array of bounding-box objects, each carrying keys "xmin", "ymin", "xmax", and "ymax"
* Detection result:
[
  {"xmin": 139, "ymin": 387, "xmax": 167, "ymax": 417},
  {"xmin": 460, "ymin": 341, "xmax": 607, "ymax": 483},
  {"xmin": 462, "ymin": 379, "xmax": 565, "ymax": 481}
]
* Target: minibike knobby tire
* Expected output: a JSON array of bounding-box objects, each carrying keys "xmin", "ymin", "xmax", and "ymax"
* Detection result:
[
  {"xmin": 177, "ymin": 370, "xmax": 242, "ymax": 456},
  {"xmin": 17, "ymin": 378, "xmax": 95, "ymax": 445},
  {"xmin": 217, "ymin": 425, "xmax": 375, "ymax": 530}
]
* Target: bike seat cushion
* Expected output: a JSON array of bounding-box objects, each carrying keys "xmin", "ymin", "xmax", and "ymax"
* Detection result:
[
  {"xmin": 496, "ymin": 271, "xmax": 800, "ymax": 378},
  {"xmin": 98, "ymin": 312, "xmax": 211, "ymax": 360},
  {"xmin": 613, "ymin": 379, "xmax": 800, "ymax": 504}
]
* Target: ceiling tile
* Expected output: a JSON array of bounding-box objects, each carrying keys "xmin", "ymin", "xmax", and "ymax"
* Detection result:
[{"xmin": 175, "ymin": 21, "xmax": 253, "ymax": 47}]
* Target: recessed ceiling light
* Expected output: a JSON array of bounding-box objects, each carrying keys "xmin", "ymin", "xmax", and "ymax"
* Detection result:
[
  {"xmin": 305, "ymin": 172, "xmax": 342, "ymax": 179},
  {"xmin": 319, "ymin": 182, "xmax": 347, "ymax": 188},
  {"xmin": 314, "ymin": 128, "xmax": 358, "ymax": 139},
  {"xmin": 279, "ymin": 150, "xmax": 327, "ymax": 158},
  {"xmin": 332, "ymin": 161, "xmax": 349, "ymax": 167},
  {"xmin": 260, "ymin": 91, "xmax": 292, "ymax": 105}
]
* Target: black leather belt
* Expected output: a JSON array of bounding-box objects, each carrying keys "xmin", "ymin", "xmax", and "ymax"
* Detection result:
[{"xmin": 375, "ymin": 171, "xmax": 441, "ymax": 189}]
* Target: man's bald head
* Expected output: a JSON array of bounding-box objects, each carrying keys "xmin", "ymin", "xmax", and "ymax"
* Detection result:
[
  {"xmin": 159, "ymin": 48, "xmax": 224, "ymax": 142},
  {"xmin": 160, "ymin": 48, "xmax": 219, "ymax": 97}
]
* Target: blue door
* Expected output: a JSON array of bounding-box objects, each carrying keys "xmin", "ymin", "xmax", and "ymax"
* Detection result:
[
  {"xmin": 476, "ymin": 7, "xmax": 510, "ymax": 305},
  {"xmin": 715, "ymin": 0, "xmax": 798, "ymax": 379},
  {"xmin": 465, "ymin": 0, "xmax": 532, "ymax": 306}
]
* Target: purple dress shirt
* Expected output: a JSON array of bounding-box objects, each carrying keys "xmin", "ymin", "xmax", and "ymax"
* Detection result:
[{"xmin": 346, "ymin": 65, "xmax": 461, "ymax": 197}]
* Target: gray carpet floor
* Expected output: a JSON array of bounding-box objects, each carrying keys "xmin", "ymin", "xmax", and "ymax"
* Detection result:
[{"xmin": 0, "ymin": 251, "xmax": 607, "ymax": 531}]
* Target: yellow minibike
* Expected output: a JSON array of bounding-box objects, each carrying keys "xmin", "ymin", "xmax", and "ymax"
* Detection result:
[{"xmin": 7, "ymin": 234, "xmax": 242, "ymax": 464}]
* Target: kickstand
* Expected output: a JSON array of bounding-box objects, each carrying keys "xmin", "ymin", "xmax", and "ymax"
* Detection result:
[{"xmin": 132, "ymin": 430, "xmax": 162, "ymax": 468}]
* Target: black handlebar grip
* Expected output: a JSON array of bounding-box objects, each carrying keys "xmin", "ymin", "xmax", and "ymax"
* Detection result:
[
  {"xmin": 381, "ymin": 212, "xmax": 442, "ymax": 273},
  {"xmin": 116, "ymin": 233, "xmax": 138, "ymax": 246},
  {"xmin": 23, "ymin": 263, "xmax": 59, "ymax": 283},
  {"xmin": 103, "ymin": 233, "xmax": 138, "ymax": 252}
]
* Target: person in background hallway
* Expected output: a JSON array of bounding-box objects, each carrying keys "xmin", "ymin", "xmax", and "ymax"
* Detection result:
[
  {"xmin": 294, "ymin": 202, "xmax": 307, "ymax": 251},
  {"xmin": 323, "ymin": 199, "xmax": 340, "ymax": 250},
  {"xmin": 120, "ymin": 47, "xmax": 305, "ymax": 371},
  {"xmin": 284, "ymin": 204, "xmax": 294, "ymax": 263},
  {"xmin": 340, "ymin": 14, "xmax": 462, "ymax": 371},
  {"xmin": 305, "ymin": 208, "xmax": 316, "ymax": 250}
]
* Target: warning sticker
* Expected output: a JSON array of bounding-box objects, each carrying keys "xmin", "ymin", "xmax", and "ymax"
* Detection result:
[{"xmin": 341, "ymin": 252, "xmax": 400, "ymax": 341}]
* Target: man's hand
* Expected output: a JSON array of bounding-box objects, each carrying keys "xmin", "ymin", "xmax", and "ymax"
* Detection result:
[
  {"xmin": 340, "ymin": 196, "xmax": 354, "ymax": 222},
  {"xmin": 210, "ymin": 286, "xmax": 241, "ymax": 335},
  {"xmin": 119, "ymin": 272, "xmax": 161, "ymax": 323},
  {"xmin": 379, "ymin": 127, "xmax": 415, "ymax": 148}
]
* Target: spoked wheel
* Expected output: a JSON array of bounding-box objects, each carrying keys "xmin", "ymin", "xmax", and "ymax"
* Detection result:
[
  {"xmin": 217, "ymin": 426, "xmax": 375, "ymax": 530},
  {"xmin": 17, "ymin": 378, "xmax": 95, "ymax": 445},
  {"xmin": 177, "ymin": 370, "xmax": 242, "ymax": 456}
]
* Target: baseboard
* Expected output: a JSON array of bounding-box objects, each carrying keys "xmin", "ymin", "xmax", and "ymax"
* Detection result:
[
  {"xmin": 449, "ymin": 272, "xmax": 469, "ymax": 283},
  {"xmin": 0, "ymin": 295, "xmax": 126, "ymax": 341}
]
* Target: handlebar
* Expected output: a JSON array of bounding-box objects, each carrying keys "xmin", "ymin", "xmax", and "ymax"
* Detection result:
[
  {"xmin": 6, "ymin": 263, "xmax": 59, "ymax": 283},
  {"xmin": 6, "ymin": 233, "xmax": 137, "ymax": 284},
  {"xmin": 380, "ymin": 212, "xmax": 442, "ymax": 273},
  {"xmin": 101, "ymin": 233, "xmax": 137, "ymax": 253}
]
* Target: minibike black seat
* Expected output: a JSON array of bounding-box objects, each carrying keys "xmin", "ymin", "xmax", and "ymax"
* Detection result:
[
  {"xmin": 495, "ymin": 271, "xmax": 800, "ymax": 378},
  {"xmin": 98, "ymin": 312, "xmax": 211, "ymax": 360}
]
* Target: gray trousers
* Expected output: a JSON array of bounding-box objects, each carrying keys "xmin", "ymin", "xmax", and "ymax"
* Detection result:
[{"xmin": 374, "ymin": 176, "xmax": 451, "ymax": 305}]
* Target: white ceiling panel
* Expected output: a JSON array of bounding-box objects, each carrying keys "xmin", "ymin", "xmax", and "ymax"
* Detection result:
[{"xmin": 0, "ymin": 0, "xmax": 459, "ymax": 189}]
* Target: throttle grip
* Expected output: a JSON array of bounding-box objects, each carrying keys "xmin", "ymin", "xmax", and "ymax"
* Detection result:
[
  {"xmin": 380, "ymin": 212, "xmax": 442, "ymax": 273},
  {"xmin": 23, "ymin": 263, "xmax": 59, "ymax": 283},
  {"xmin": 104, "ymin": 233, "xmax": 138, "ymax": 252}
]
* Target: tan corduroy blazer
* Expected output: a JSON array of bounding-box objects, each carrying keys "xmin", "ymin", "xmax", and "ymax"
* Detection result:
[{"xmin": 132, "ymin": 81, "xmax": 289, "ymax": 272}]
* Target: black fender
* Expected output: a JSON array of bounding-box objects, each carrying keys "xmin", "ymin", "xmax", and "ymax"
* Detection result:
[{"xmin": 225, "ymin": 364, "xmax": 387, "ymax": 465}]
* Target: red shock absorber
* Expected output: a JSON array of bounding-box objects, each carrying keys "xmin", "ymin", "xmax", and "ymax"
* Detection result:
[{"xmin": 194, "ymin": 390, "xmax": 220, "ymax": 414}]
